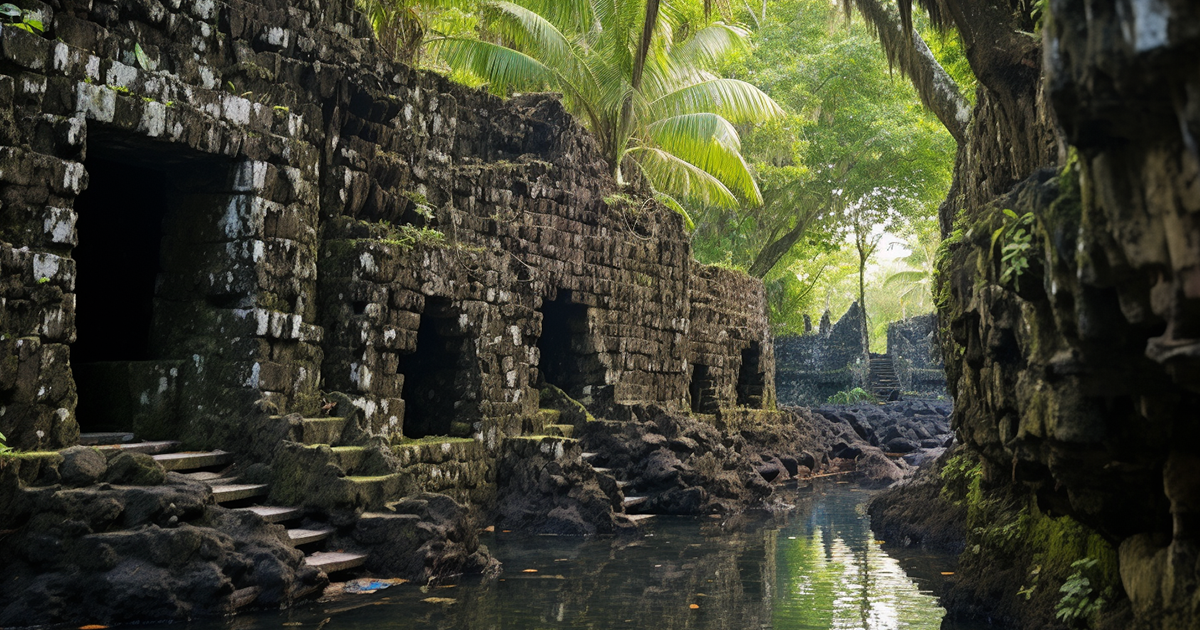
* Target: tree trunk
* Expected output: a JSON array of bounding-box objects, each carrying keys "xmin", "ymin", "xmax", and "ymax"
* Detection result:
[{"xmin": 747, "ymin": 202, "xmax": 827, "ymax": 278}]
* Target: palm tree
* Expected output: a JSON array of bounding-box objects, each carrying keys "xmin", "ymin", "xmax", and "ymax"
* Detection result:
[
  {"xmin": 883, "ymin": 226, "xmax": 938, "ymax": 317},
  {"xmin": 431, "ymin": 0, "xmax": 784, "ymax": 215}
]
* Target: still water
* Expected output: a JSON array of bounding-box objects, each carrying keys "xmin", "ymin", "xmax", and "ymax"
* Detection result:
[{"xmin": 147, "ymin": 482, "xmax": 976, "ymax": 630}]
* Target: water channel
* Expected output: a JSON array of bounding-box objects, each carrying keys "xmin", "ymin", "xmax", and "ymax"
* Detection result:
[{"xmin": 142, "ymin": 481, "xmax": 986, "ymax": 630}]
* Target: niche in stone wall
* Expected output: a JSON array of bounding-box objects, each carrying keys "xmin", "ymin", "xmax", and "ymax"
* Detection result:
[
  {"xmin": 71, "ymin": 135, "xmax": 234, "ymax": 435},
  {"xmin": 536, "ymin": 292, "xmax": 606, "ymax": 402},
  {"xmin": 690, "ymin": 363, "xmax": 718, "ymax": 413},
  {"xmin": 400, "ymin": 297, "xmax": 477, "ymax": 438},
  {"xmin": 736, "ymin": 342, "xmax": 766, "ymax": 408}
]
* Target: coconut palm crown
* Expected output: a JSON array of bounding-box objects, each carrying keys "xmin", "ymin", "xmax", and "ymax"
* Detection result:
[{"xmin": 432, "ymin": 0, "xmax": 784, "ymax": 216}]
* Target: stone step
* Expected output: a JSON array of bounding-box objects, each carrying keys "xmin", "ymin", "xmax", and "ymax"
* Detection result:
[
  {"xmin": 305, "ymin": 551, "xmax": 367, "ymax": 573},
  {"xmin": 96, "ymin": 440, "xmax": 180, "ymax": 455},
  {"xmin": 591, "ymin": 467, "xmax": 612, "ymax": 474},
  {"xmin": 300, "ymin": 417, "xmax": 346, "ymax": 445},
  {"xmin": 153, "ymin": 450, "xmax": 233, "ymax": 471},
  {"xmin": 211, "ymin": 484, "xmax": 269, "ymax": 503},
  {"xmin": 79, "ymin": 432, "xmax": 135, "ymax": 446},
  {"xmin": 330, "ymin": 445, "xmax": 367, "ymax": 472},
  {"xmin": 180, "ymin": 471, "xmax": 236, "ymax": 485},
  {"xmin": 236, "ymin": 505, "xmax": 304, "ymax": 523},
  {"xmin": 581, "ymin": 452, "xmax": 599, "ymax": 462},
  {"xmin": 544, "ymin": 424, "xmax": 575, "ymax": 438},
  {"xmin": 287, "ymin": 527, "xmax": 335, "ymax": 546},
  {"xmin": 624, "ymin": 514, "xmax": 655, "ymax": 522},
  {"xmin": 616, "ymin": 480, "xmax": 632, "ymax": 489}
]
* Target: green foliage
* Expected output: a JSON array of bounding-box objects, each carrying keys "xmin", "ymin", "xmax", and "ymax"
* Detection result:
[
  {"xmin": 0, "ymin": 3, "xmax": 43, "ymax": 33},
  {"xmin": 826, "ymin": 387, "xmax": 876, "ymax": 404},
  {"xmin": 691, "ymin": 0, "xmax": 954, "ymax": 336},
  {"xmin": 356, "ymin": 0, "xmax": 476, "ymax": 65},
  {"xmin": 1056, "ymin": 558, "xmax": 1111, "ymax": 625},
  {"xmin": 990, "ymin": 209, "xmax": 1036, "ymax": 290},
  {"xmin": 939, "ymin": 452, "xmax": 981, "ymax": 504},
  {"xmin": 431, "ymin": 0, "xmax": 783, "ymax": 209},
  {"xmin": 380, "ymin": 224, "xmax": 447, "ymax": 249},
  {"xmin": 0, "ymin": 429, "xmax": 11, "ymax": 454}
]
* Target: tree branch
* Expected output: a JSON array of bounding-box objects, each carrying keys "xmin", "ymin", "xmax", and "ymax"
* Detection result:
[{"xmin": 841, "ymin": 0, "xmax": 970, "ymax": 144}]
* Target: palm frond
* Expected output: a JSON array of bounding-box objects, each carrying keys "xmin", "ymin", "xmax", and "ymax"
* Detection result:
[
  {"xmin": 431, "ymin": 37, "xmax": 555, "ymax": 92},
  {"xmin": 669, "ymin": 22, "xmax": 750, "ymax": 72},
  {"xmin": 650, "ymin": 78, "xmax": 784, "ymax": 124},
  {"xmin": 482, "ymin": 2, "xmax": 574, "ymax": 65},
  {"xmin": 653, "ymin": 190, "xmax": 695, "ymax": 230},
  {"xmin": 884, "ymin": 269, "xmax": 929, "ymax": 285},
  {"xmin": 646, "ymin": 112, "xmax": 761, "ymax": 203},
  {"xmin": 628, "ymin": 146, "xmax": 740, "ymax": 209}
]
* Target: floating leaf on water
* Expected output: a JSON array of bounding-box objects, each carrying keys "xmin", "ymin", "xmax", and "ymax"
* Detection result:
[
  {"xmin": 79, "ymin": 626, "xmax": 108, "ymax": 629},
  {"xmin": 422, "ymin": 597, "xmax": 457, "ymax": 605},
  {"xmin": 941, "ymin": 572, "xmax": 955, "ymax": 576},
  {"xmin": 521, "ymin": 569, "xmax": 538, "ymax": 573},
  {"xmin": 483, "ymin": 525, "xmax": 494, "ymax": 532},
  {"xmin": 689, "ymin": 604, "xmax": 700, "ymax": 609}
]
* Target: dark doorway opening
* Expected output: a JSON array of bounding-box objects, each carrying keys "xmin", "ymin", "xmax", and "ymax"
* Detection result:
[
  {"xmin": 690, "ymin": 363, "xmax": 717, "ymax": 413},
  {"xmin": 71, "ymin": 158, "xmax": 170, "ymax": 431},
  {"xmin": 736, "ymin": 343, "xmax": 766, "ymax": 408},
  {"xmin": 400, "ymin": 298, "xmax": 474, "ymax": 438},
  {"xmin": 72, "ymin": 158, "xmax": 166, "ymax": 363},
  {"xmin": 536, "ymin": 293, "xmax": 604, "ymax": 400}
]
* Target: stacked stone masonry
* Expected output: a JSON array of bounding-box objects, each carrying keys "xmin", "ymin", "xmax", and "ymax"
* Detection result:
[{"xmin": 0, "ymin": 0, "xmax": 775, "ymax": 457}]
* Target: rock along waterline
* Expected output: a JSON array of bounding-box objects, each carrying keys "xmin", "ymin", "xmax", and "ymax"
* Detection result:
[{"xmin": 133, "ymin": 481, "xmax": 983, "ymax": 630}]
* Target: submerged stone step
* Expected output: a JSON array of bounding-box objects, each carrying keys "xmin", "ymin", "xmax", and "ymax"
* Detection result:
[
  {"xmin": 287, "ymin": 527, "xmax": 335, "ymax": 546},
  {"xmin": 153, "ymin": 450, "xmax": 233, "ymax": 471},
  {"xmin": 96, "ymin": 440, "xmax": 180, "ymax": 455},
  {"xmin": 79, "ymin": 432, "xmax": 135, "ymax": 446},
  {"xmin": 236, "ymin": 505, "xmax": 304, "ymax": 523},
  {"xmin": 211, "ymin": 484, "xmax": 269, "ymax": 503},
  {"xmin": 305, "ymin": 551, "xmax": 367, "ymax": 573},
  {"xmin": 300, "ymin": 417, "xmax": 346, "ymax": 445},
  {"xmin": 623, "ymin": 495, "xmax": 649, "ymax": 510}
]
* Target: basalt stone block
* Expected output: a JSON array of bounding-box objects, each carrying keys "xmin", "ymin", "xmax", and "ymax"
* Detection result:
[{"xmin": 59, "ymin": 446, "xmax": 107, "ymax": 487}]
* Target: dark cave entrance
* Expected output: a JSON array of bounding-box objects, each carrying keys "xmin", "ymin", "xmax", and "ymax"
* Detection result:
[
  {"xmin": 400, "ymin": 298, "xmax": 475, "ymax": 439},
  {"xmin": 71, "ymin": 158, "xmax": 170, "ymax": 432},
  {"xmin": 736, "ymin": 342, "xmax": 766, "ymax": 408},
  {"xmin": 689, "ymin": 363, "xmax": 718, "ymax": 414},
  {"xmin": 70, "ymin": 137, "xmax": 235, "ymax": 436},
  {"xmin": 536, "ymin": 292, "xmax": 605, "ymax": 401}
]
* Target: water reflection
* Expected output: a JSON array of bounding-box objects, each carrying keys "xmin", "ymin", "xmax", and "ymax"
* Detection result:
[
  {"xmin": 140, "ymin": 482, "xmax": 961, "ymax": 630},
  {"xmin": 775, "ymin": 485, "xmax": 945, "ymax": 629}
]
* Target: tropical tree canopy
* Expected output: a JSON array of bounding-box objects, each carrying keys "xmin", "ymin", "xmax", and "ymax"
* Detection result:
[{"xmin": 430, "ymin": 0, "xmax": 785, "ymax": 212}]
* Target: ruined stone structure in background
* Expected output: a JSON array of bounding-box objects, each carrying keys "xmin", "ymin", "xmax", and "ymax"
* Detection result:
[
  {"xmin": 774, "ymin": 302, "xmax": 866, "ymax": 404},
  {"xmin": 0, "ymin": 0, "xmax": 774, "ymax": 455},
  {"xmin": 775, "ymin": 305, "xmax": 945, "ymax": 404},
  {"xmin": 886, "ymin": 314, "xmax": 945, "ymax": 399}
]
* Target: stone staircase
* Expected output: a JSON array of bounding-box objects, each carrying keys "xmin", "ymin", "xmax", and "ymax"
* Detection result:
[
  {"xmin": 868, "ymin": 353, "xmax": 901, "ymax": 401},
  {"xmin": 81, "ymin": 429, "xmax": 367, "ymax": 578}
]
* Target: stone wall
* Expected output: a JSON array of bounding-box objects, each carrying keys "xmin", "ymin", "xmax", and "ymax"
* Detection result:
[
  {"xmin": 886, "ymin": 314, "xmax": 945, "ymax": 398},
  {"xmin": 774, "ymin": 302, "xmax": 865, "ymax": 404},
  {"xmin": 0, "ymin": 0, "xmax": 774, "ymax": 452},
  {"xmin": 934, "ymin": 1, "xmax": 1200, "ymax": 627}
]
